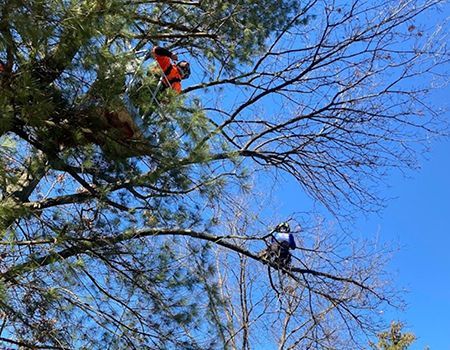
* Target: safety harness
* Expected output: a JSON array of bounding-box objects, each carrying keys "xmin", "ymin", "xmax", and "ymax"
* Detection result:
[{"xmin": 161, "ymin": 65, "xmax": 182, "ymax": 89}]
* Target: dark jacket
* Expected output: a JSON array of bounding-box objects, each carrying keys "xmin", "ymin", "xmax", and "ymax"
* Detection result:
[{"xmin": 272, "ymin": 232, "xmax": 296, "ymax": 250}]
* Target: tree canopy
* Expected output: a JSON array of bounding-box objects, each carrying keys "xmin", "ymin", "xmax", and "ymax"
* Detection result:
[
  {"xmin": 370, "ymin": 322, "xmax": 417, "ymax": 350},
  {"xmin": 0, "ymin": 0, "xmax": 448, "ymax": 348}
]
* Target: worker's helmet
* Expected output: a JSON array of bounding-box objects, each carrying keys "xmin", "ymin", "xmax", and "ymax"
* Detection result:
[
  {"xmin": 275, "ymin": 222, "xmax": 290, "ymax": 233},
  {"xmin": 177, "ymin": 61, "xmax": 191, "ymax": 79}
]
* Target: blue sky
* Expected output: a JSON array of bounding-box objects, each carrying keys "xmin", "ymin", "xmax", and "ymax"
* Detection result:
[{"xmin": 365, "ymin": 137, "xmax": 450, "ymax": 349}]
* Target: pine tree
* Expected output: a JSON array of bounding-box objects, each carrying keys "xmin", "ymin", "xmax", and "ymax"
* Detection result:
[
  {"xmin": 370, "ymin": 322, "xmax": 416, "ymax": 350},
  {"xmin": 0, "ymin": 0, "xmax": 448, "ymax": 348}
]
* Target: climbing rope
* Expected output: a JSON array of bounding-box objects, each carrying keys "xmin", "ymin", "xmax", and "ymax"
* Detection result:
[
  {"xmin": 123, "ymin": 48, "xmax": 173, "ymax": 124},
  {"xmin": 117, "ymin": 46, "xmax": 190, "ymax": 151}
]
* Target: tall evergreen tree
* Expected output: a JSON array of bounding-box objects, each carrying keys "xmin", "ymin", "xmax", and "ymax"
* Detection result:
[
  {"xmin": 0, "ymin": 0, "xmax": 448, "ymax": 348},
  {"xmin": 370, "ymin": 322, "xmax": 416, "ymax": 350}
]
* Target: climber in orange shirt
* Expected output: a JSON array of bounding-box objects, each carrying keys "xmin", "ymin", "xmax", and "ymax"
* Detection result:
[{"xmin": 151, "ymin": 46, "xmax": 190, "ymax": 93}]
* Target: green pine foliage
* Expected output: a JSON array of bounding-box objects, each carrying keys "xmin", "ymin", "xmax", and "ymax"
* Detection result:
[
  {"xmin": 370, "ymin": 322, "xmax": 416, "ymax": 350},
  {"xmin": 0, "ymin": 0, "xmax": 298, "ymax": 348},
  {"xmin": 0, "ymin": 0, "xmax": 448, "ymax": 348}
]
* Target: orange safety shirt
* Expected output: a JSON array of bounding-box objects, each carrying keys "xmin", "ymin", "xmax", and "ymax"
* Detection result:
[{"xmin": 152, "ymin": 47, "xmax": 182, "ymax": 93}]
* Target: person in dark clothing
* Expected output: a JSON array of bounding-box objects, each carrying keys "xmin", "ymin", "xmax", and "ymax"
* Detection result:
[{"xmin": 259, "ymin": 222, "xmax": 297, "ymax": 270}]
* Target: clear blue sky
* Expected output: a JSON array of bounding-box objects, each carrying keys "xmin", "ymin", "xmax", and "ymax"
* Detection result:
[{"xmin": 362, "ymin": 137, "xmax": 450, "ymax": 350}]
